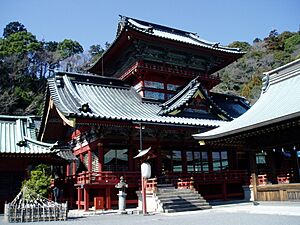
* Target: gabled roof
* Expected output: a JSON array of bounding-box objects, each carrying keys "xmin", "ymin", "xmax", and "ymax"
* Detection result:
[
  {"xmin": 88, "ymin": 16, "xmax": 245, "ymax": 75},
  {"xmin": 118, "ymin": 16, "xmax": 243, "ymax": 54},
  {"xmin": 159, "ymin": 77, "xmax": 244, "ymax": 120},
  {"xmin": 193, "ymin": 59, "xmax": 300, "ymax": 141},
  {"xmin": 47, "ymin": 71, "xmax": 227, "ymax": 128},
  {"xmin": 0, "ymin": 115, "xmax": 57, "ymax": 154}
]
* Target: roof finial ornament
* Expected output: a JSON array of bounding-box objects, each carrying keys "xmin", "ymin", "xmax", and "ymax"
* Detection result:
[
  {"xmin": 262, "ymin": 73, "xmax": 270, "ymax": 93},
  {"xmin": 212, "ymin": 42, "xmax": 220, "ymax": 48},
  {"xmin": 79, "ymin": 103, "xmax": 91, "ymax": 113}
]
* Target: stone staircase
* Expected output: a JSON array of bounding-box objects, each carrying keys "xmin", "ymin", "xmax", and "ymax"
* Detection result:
[{"xmin": 156, "ymin": 186, "xmax": 211, "ymax": 213}]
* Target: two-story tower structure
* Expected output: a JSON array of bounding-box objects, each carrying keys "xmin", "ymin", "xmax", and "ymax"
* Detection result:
[{"xmin": 40, "ymin": 16, "xmax": 249, "ymax": 210}]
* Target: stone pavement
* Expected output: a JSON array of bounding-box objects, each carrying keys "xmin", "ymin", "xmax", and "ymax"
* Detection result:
[
  {"xmin": 67, "ymin": 201, "xmax": 300, "ymax": 217},
  {"xmin": 212, "ymin": 201, "xmax": 300, "ymax": 216},
  {"xmin": 2, "ymin": 201, "xmax": 300, "ymax": 225}
]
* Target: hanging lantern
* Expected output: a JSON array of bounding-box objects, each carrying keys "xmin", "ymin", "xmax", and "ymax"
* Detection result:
[{"xmin": 141, "ymin": 162, "xmax": 151, "ymax": 178}]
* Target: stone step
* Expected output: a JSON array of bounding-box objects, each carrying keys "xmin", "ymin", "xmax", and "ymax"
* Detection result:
[
  {"xmin": 164, "ymin": 205, "xmax": 212, "ymax": 213},
  {"xmin": 156, "ymin": 192, "xmax": 204, "ymax": 199},
  {"xmin": 156, "ymin": 184, "xmax": 175, "ymax": 189},
  {"xmin": 162, "ymin": 201, "xmax": 210, "ymax": 208},
  {"xmin": 157, "ymin": 195, "xmax": 204, "ymax": 202},
  {"xmin": 157, "ymin": 188, "xmax": 196, "ymax": 193},
  {"xmin": 155, "ymin": 188, "xmax": 211, "ymax": 213},
  {"xmin": 158, "ymin": 198, "xmax": 208, "ymax": 205}
]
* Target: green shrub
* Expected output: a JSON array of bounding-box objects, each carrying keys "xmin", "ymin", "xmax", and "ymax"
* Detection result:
[{"xmin": 22, "ymin": 164, "xmax": 51, "ymax": 198}]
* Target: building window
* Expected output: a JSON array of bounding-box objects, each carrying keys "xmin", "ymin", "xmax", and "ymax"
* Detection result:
[
  {"xmin": 256, "ymin": 152, "xmax": 266, "ymax": 164},
  {"xmin": 166, "ymin": 93, "xmax": 175, "ymax": 100},
  {"xmin": 167, "ymin": 83, "xmax": 181, "ymax": 91},
  {"xmin": 201, "ymin": 152, "xmax": 209, "ymax": 172},
  {"xmin": 212, "ymin": 151, "xmax": 228, "ymax": 171},
  {"xmin": 104, "ymin": 149, "xmax": 128, "ymax": 171},
  {"xmin": 187, "ymin": 151, "xmax": 194, "ymax": 172},
  {"xmin": 172, "ymin": 150, "xmax": 182, "ymax": 172},
  {"xmin": 144, "ymin": 80, "xmax": 164, "ymax": 89},
  {"xmin": 186, "ymin": 151, "xmax": 209, "ymax": 173},
  {"xmin": 144, "ymin": 91, "xmax": 165, "ymax": 100}
]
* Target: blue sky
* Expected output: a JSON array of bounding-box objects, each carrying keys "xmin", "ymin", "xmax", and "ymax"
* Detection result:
[{"xmin": 1, "ymin": 0, "xmax": 299, "ymax": 51}]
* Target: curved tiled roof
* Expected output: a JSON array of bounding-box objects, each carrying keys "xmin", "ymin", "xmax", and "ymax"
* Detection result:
[
  {"xmin": 0, "ymin": 115, "xmax": 57, "ymax": 154},
  {"xmin": 159, "ymin": 77, "xmax": 237, "ymax": 120},
  {"xmin": 194, "ymin": 59, "xmax": 300, "ymax": 140},
  {"xmin": 121, "ymin": 16, "xmax": 244, "ymax": 54},
  {"xmin": 48, "ymin": 72, "xmax": 227, "ymax": 128},
  {"xmin": 88, "ymin": 16, "xmax": 245, "ymax": 74}
]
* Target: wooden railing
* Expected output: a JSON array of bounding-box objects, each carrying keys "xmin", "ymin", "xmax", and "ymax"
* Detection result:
[
  {"xmin": 177, "ymin": 177, "xmax": 195, "ymax": 190},
  {"xmin": 76, "ymin": 171, "xmax": 141, "ymax": 186},
  {"xmin": 159, "ymin": 170, "xmax": 249, "ymax": 186},
  {"xmin": 146, "ymin": 178, "xmax": 157, "ymax": 193},
  {"xmin": 256, "ymin": 168, "xmax": 295, "ymax": 183}
]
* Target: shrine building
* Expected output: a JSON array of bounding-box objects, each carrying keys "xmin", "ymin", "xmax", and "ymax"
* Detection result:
[
  {"xmin": 0, "ymin": 115, "xmax": 76, "ymax": 212},
  {"xmin": 194, "ymin": 59, "xmax": 300, "ymax": 202},
  {"xmin": 39, "ymin": 16, "xmax": 251, "ymax": 210}
]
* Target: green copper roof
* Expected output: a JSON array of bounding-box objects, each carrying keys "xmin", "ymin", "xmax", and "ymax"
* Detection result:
[
  {"xmin": 193, "ymin": 59, "xmax": 300, "ymax": 141},
  {"xmin": 0, "ymin": 115, "xmax": 57, "ymax": 154}
]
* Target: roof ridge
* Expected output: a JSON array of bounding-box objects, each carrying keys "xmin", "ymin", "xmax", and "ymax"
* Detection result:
[
  {"xmin": 161, "ymin": 77, "xmax": 199, "ymax": 108},
  {"xmin": 24, "ymin": 136, "xmax": 58, "ymax": 149},
  {"xmin": 120, "ymin": 15, "xmax": 195, "ymax": 36},
  {"xmin": 262, "ymin": 59, "xmax": 300, "ymax": 93},
  {"xmin": 0, "ymin": 115, "xmax": 39, "ymax": 120}
]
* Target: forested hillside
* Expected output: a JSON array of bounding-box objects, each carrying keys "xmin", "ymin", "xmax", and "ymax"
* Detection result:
[
  {"xmin": 214, "ymin": 30, "xmax": 300, "ymax": 104},
  {"xmin": 0, "ymin": 21, "xmax": 299, "ymax": 115},
  {"xmin": 0, "ymin": 22, "xmax": 106, "ymax": 115}
]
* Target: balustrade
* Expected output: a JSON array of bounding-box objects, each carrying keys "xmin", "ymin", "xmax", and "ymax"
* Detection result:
[{"xmin": 76, "ymin": 171, "xmax": 141, "ymax": 185}]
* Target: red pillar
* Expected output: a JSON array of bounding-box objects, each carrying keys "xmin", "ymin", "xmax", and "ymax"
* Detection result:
[
  {"xmin": 128, "ymin": 130, "xmax": 134, "ymax": 171},
  {"xmin": 182, "ymin": 149, "xmax": 187, "ymax": 173},
  {"xmin": 128, "ymin": 146, "xmax": 134, "ymax": 171},
  {"xmin": 105, "ymin": 188, "xmax": 111, "ymax": 209},
  {"xmin": 66, "ymin": 164, "xmax": 70, "ymax": 176},
  {"xmin": 77, "ymin": 188, "xmax": 81, "ymax": 210},
  {"xmin": 88, "ymin": 150, "xmax": 92, "ymax": 172},
  {"xmin": 223, "ymin": 181, "xmax": 227, "ymax": 201},
  {"xmin": 156, "ymin": 132, "xmax": 162, "ymax": 175},
  {"xmin": 72, "ymin": 161, "xmax": 77, "ymax": 175},
  {"xmin": 97, "ymin": 143, "xmax": 104, "ymax": 172},
  {"xmin": 84, "ymin": 188, "xmax": 89, "ymax": 211}
]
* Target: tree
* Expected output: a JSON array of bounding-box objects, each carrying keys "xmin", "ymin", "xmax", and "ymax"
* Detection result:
[
  {"xmin": 3, "ymin": 21, "xmax": 27, "ymax": 38},
  {"xmin": 264, "ymin": 29, "xmax": 284, "ymax": 51},
  {"xmin": 44, "ymin": 41, "xmax": 59, "ymax": 52},
  {"xmin": 0, "ymin": 31, "xmax": 42, "ymax": 57},
  {"xmin": 105, "ymin": 41, "xmax": 111, "ymax": 50},
  {"xmin": 284, "ymin": 33, "xmax": 300, "ymax": 53},
  {"xmin": 22, "ymin": 164, "xmax": 52, "ymax": 198},
  {"xmin": 253, "ymin": 38, "xmax": 261, "ymax": 43},
  {"xmin": 89, "ymin": 44, "xmax": 104, "ymax": 58},
  {"xmin": 0, "ymin": 21, "xmax": 87, "ymax": 115},
  {"xmin": 228, "ymin": 41, "xmax": 251, "ymax": 51},
  {"xmin": 57, "ymin": 39, "xmax": 83, "ymax": 59},
  {"xmin": 88, "ymin": 44, "xmax": 104, "ymax": 64}
]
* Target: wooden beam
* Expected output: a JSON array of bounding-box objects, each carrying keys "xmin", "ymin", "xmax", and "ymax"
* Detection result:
[{"xmin": 55, "ymin": 108, "xmax": 76, "ymax": 127}]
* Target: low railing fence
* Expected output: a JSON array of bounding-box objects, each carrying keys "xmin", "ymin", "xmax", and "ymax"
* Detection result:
[
  {"xmin": 76, "ymin": 171, "xmax": 141, "ymax": 186},
  {"xmin": 157, "ymin": 170, "xmax": 249, "ymax": 187},
  {"xmin": 4, "ymin": 187, "xmax": 67, "ymax": 223}
]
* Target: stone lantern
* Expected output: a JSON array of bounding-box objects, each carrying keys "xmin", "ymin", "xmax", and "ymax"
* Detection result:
[{"xmin": 115, "ymin": 176, "xmax": 128, "ymax": 214}]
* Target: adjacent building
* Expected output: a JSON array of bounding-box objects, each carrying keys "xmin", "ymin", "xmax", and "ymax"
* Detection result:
[
  {"xmin": 194, "ymin": 59, "xmax": 300, "ymax": 201},
  {"xmin": 0, "ymin": 115, "xmax": 75, "ymax": 211}
]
